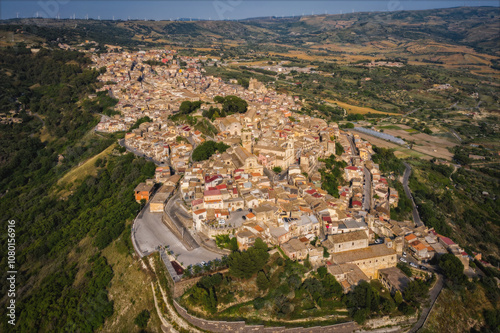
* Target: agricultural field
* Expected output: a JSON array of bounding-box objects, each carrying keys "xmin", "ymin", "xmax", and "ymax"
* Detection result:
[{"xmin": 378, "ymin": 124, "xmax": 458, "ymax": 160}]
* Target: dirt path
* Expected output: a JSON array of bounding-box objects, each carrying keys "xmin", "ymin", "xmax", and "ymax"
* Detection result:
[
  {"xmin": 151, "ymin": 282, "xmax": 178, "ymax": 333},
  {"xmin": 158, "ymin": 284, "xmax": 203, "ymax": 333}
]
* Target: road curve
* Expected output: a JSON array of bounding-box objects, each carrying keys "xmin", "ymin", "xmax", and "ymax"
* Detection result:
[{"xmin": 408, "ymin": 274, "xmax": 444, "ymax": 333}]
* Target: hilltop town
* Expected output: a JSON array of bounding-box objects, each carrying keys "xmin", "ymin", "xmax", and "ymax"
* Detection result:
[
  {"xmin": 92, "ymin": 49, "xmax": 471, "ymax": 293},
  {"xmin": 2, "ymin": 6, "xmax": 499, "ymax": 332}
]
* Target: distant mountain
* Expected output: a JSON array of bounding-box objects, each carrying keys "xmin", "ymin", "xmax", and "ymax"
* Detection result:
[{"xmin": 1, "ymin": 6, "xmax": 498, "ymax": 55}]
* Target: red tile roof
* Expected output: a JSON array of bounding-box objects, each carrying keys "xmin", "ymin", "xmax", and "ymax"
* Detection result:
[
  {"xmin": 204, "ymin": 189, "xmax": 221, "ymax": 196},
  {"xmin": 439, "ymin": 235, "xmax": 455, "ymax": 246}
]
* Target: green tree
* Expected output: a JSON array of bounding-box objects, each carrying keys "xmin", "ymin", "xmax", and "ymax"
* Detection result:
[
  {"xmin": 228, "ymin": 238, "xmax": 269, "ymax": 279},
  {"xmin": 403, "ymin": 280, "xmax": 429, "ymax": 305},
  {"xmin": 322, "ymin": 273, "xmax": 343, "ymax": 299},
  {"xmin": 253, "ymin": 297, "xmax": 266, "ymax": 310},
  {"xmin": 229, "ymin": 237, "xmax": 239, "ymax": 251},
  {"xmin": 130, "ymin": 116, "xmax": 153, "ymax": 130},
  {"xmin": 222, "ymin": 95, "xmax": 248, "ymax": 114},
  {"xmin": 134, "ymin": 310, "xmax": 150, "ymax": 328},
  {"xmin": 335, "ymin": 142, "xmax": 344, "ymax": 156},
  {"xmin": 317, "ymin": 266, "xmax": 328, "ymax": 279},
  {"xmin": 439, "ymin": 253, "xmax": 465, "ymax": 283},
  {"xmin": 179, "ymin": 100, "xmax": 202, "ymax": 115},
  {"xmin": 397, "ymin": 262, "xmax": 412, "ymax": 277},
  {"xmin": 256, "ymin": 271, "xmax": 270, "ymax": 291},
  {"xmin": 192, "ymin": 140, "xmax": 230, "ymax": 161},
  {"xmin": 381, "ymin": 297, "xmax": 396, "ymax": 314},
  {"xmin": 213, "ymin": 95, "xmax": 225, "ymax": 103},
  {"xmin": 394, "ymin": 290, "xmax": 403, "ymax": 305},
  {"xmin": 272, "ymin": 166, "xmax": 282, "ymax": 173}
]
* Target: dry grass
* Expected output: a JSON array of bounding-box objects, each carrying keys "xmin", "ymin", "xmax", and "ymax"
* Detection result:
[
  {"xmin": 423, "ymin": 286, "xmax": 494, "ymax": 333},
  {"xmin": 382, "ymin": 128, "xmax": 457, "ymax": 160},
  {"xmin": 99, "ymin": 226, "xmax": 161, "ymax": 333},
  {"xmin": 327, "ymin": 99, "xmax": 400, "ymax": 115},
  {"xmin": 352, "ymin": 130, "xmax": 433, "ymax": 160},
  {"xmin": 57, "ymin": 143, "xmax": 116, "ymax": 188}
]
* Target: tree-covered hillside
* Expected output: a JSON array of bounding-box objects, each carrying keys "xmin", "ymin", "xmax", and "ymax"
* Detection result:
[{"xmin": 0, "ymin": 45, "xmax": 155, "ymax": 332}]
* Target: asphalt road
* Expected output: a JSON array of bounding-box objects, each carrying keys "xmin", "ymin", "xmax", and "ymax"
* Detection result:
[
  {"xmin": 347, "ymin": 134, "xmax": 358, "ymax": 156},
  {"xmin": 408, "ymin": 274, "xmax": 444, "ymax": 333},
  {"xmin": 363, "ymin": 166, "xmax": 372, "ymax": 211},
  {"xmin": 403, "ymin": 163, "xmax": 423, "ymax": 227},
  {"xmin": 164, "ymin": 191, "xmax": 200, "ymax": 249},
  {"xmin": 133, "ymin": 202, "xmax": 221, "ymax": 267}
]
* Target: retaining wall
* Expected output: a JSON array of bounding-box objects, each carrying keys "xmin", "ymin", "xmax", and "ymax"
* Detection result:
[{"xmin": 173, "ymin": 301, "xmax": 359, "ymax": 333}]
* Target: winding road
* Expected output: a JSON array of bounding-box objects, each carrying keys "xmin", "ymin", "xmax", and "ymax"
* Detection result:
[
  {"xmin": 408, "ymin": 274, "xmax": 444, "ymax": 333},
  {"xmin": 403, "ymin": 162, "xmax": 423, "ymax": 227}
]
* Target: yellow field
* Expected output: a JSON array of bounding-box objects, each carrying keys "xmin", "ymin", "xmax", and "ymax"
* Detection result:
[
  {"xmin": 57, "ymin": 143, "xmax": 116, "ymax": 188},
  {"xmin": 327, "ymin": 99, "xmax": 401, "ymax": 115}
]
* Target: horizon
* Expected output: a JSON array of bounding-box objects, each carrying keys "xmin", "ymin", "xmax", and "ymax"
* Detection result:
[{"xmin": 1, "ymin": 1, "xmax": 499, "ymax": 21}]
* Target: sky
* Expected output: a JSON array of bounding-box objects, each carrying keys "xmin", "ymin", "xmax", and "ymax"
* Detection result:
[{"xmin": 1, "ymin": 1, "xmax": 498, "ymax": 21}]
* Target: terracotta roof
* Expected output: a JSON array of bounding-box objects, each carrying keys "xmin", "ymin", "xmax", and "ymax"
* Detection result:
[
  {"xmin": 204, "ymin": 189, "xmax": 221, "ymax": 196},
  {"xmin": 332, "ymin": 244, "xmax": 396, "ymax": 264},
  {"xmin": 439, "ymin": 235, "xmax": 455, "ymax": 246},
  {"xmin": 405, "ymin": 234, "xmax": 417, "ymax": 242}
]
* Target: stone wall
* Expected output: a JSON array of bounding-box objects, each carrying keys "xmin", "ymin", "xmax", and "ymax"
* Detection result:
[
  {"xmin": 162, "ymin": 210, "xmax": 197, "ymax": 250},
  {"xmin": 173, "ymin": 276, "xmax": 203, "ymax": 298},
  {"xmin": 363, "ymin": 314, "xmax": 417, "ymax": 330},
  {"xmin": 172, "ymin": 269, "xmax": 229, "ymax": 298},
  {"xmin": 173, "ymin": 300, "xmax": 359, "ymax": 333}
]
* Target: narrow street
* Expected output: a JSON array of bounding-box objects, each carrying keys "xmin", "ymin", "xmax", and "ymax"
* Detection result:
[{"xmin": 363, "ymin": 166, "xmax": 372, "ymax": 211}]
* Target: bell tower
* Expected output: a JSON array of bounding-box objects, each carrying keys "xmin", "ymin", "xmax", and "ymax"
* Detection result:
[{"xmin": 241, "ymin": 129, "xmax": 252, "ymax": 153}]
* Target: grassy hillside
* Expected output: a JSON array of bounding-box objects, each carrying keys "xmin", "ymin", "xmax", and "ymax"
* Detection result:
[{"xmin": 422, "ymin": 284, "xmax": 499, "ymax": 333}]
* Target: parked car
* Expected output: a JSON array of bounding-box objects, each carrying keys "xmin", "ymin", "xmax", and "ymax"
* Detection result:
[
  {"xmin": 409, "ymin": 262, "xmax": 418, "ymax": 268},
  {"xmin": 399, "ymin": 257, "xmax": 407, "ymax": 263},
  {"xmin": 403, "ymin": 251, "xmax": 407, "ymax": 257},
  {"xmin": 201, "ymin": 261, "xmax": 207, "ymax": 266},
  {"xmin": 420, "ymin": 265, "xmax": 427, "ymax": 270}
]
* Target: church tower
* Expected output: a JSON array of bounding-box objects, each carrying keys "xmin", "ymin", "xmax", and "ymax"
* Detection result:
[{"xmin": 241, "ymin": 129, "xmax": 253, "ymax": 153}]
